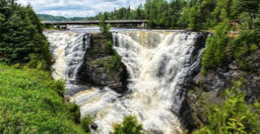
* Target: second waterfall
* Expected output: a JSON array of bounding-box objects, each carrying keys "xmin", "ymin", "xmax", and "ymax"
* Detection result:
[{"xmin": 46, "ymin": 30, "xmax": 205, "ymax": 134}]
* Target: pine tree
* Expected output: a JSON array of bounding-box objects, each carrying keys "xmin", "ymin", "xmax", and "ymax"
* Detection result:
[
  {"xmin": 239, "ymin": 0, "xmax": 260, "ymax": 14},
  {"xmin": 0, "ymin": 1, "xmax": 51, "ymax": 70}
]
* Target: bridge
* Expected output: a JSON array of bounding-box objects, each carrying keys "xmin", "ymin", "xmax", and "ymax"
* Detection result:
[{"xmin": 41, "ymin": 20, "xmax": 148, "ymax": 29}]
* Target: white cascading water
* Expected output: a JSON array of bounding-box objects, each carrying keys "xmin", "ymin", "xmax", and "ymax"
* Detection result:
[
  {"xmin": 45, "ymin": 32, "xmax": 90, "ymax": 93},
  {"xmin": 46, "ymin": 30, "xmax": 203, "ymax": 134}
]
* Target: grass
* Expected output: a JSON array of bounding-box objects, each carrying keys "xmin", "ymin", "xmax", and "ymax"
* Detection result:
[{"xmin": 0, "ymin": 64, "xmax": 86, "ymax": 134}]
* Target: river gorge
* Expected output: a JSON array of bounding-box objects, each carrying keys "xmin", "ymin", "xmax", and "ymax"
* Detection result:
[{"xmin": 45, "ymin": 28, "xmax": 206, "ymax": 134}]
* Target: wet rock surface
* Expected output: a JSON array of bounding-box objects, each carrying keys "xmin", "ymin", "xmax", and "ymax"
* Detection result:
[{"xmin": 83, "ymin": 33, "xmax": 128, "ymax": 93}]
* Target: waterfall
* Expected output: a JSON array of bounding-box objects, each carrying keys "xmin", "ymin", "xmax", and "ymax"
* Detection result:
[
  {"xmin": 45, "ymin": 32, "xmax": 90, "ymax": 95},
  {"xmin": 46, "ymin": 30, "xmax": 205, "ymax": 134}
]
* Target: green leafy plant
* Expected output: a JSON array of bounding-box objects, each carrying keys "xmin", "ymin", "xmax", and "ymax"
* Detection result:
[
  {"xmin": 110, "ymin": 116, "xmax": 144, "ymax": 134},
  {"xmin": 81, "ymin": 115, "xmax": 92, "ymax": 133},
  {"xmin": 193, "ymin": 82, "xmax": 260, "ymax": 134},
  {"xmin": 105, "ymin": 41, "xmax": 116, "ymax": 55}
]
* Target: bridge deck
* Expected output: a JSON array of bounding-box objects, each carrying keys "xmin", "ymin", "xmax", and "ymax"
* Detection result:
[{"xmin": 41, "ymin": 20, "xmax": 148, "ymax": 25}]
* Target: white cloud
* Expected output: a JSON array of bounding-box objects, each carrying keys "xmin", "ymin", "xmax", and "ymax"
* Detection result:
[{"xmin": 17, "ymin": 0, "xmax": 146, "ymax": 17}]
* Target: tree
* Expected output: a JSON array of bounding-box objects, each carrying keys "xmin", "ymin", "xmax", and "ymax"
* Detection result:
[
  {"xmin": 202, "ymin": 23, "xmax": 230, "ymax": 72},
  {"xmin": 239, "ymin": 0, "xmax": 260, "ymax": 14},
  {"xmin": 0, "ymin": 1, "xmax": 51, "ymax": 70},
  {"xmin": 99, "ymin": 13, "xmax": 106, "ymax": 33}
]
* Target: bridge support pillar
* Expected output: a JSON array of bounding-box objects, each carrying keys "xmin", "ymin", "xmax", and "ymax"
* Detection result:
[
  {"xmin": 66, "ymin": 24, "xmax": 70, "ymax": 30},
  {"xmin": 138, "ymin": 22, "xmax": 147, "ymax": 28},
  {"xmin": 141, "ymin": 22, "xmax": 147, "ymax": 28},
  {"xmin": 138, "ymin": 23, "xmax": 141, "ymax": 28}
]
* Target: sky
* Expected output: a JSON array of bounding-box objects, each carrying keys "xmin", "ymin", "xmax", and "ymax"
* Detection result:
[{"xmin": 18, "ymin": 0, "xmax": 146, "ymax": 18}]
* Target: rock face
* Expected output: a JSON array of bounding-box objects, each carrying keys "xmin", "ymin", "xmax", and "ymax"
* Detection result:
[
  {"xmin": 83, "ymin": 33, "xmax": 128, "ymax": 93},
  {"xmin": 183, "ymin": 49, "xmax": 260, "ymax": 131},
  {"xmin": 196, "ymin": 49, "xmax": 260, "ymax": 103}
]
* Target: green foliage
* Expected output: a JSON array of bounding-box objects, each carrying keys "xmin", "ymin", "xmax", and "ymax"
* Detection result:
[
  {"xmin": 67, "ymin": 103, "xmax": 81, "ymax": 124},
  {"xmin": 38, "ymin": 14, "xmax": 87, "ymax": 21},
  {"xmin": 106, "ymin": 23, "xmax": 112, "ymax": 40},
  {"xmin": 110, "ymin": 116, "xmax": 144, "ymax": 134},
  {"xmin": 103, "ymin": 38, "xmax": 122, "ymax": 72},
  {"xmin": 99, "ymin": 13, "xmax": 113, "ymax": 41},
  {"xmin": 200, "ymin": 0, "xmax": 260, "ymax": 74},
  {"xmin": 232, "ymin": 30, "xmax": 259, "ymax": 71},
  {"xmin": 81, "ymin": 115, "xmax": 92, "ymax": 133},
  {"xmin": 47, "ymin": 79, "xmax": 66, "ymax": 97},
  {"xmin": 193, "ymin": 82, "xmax": 260, "ymax": 134},
  {"xmin": 99, "ymin": 13, "xmax": 107, "ymax": 33},
  {"xmin": 105, "ymin": 41, "xmax": 116, "ymax": 55},
  {"xmin": 0, "ymin": 1, "xmax": 52, "ymax": 70},
  {"xmin": 107, "ymin": 54, "xmax": 122, "ymax": 72},
  {"xmin": 202, "ymin": 23, "xmax": 230, "ymax": 73},
  {"xmin": 0, "ymin": 65, "xmax": 85, "ymax": 134},
  {"xmin": 238, "ymin": 0, "xmax": 260, "ymax": 14}
]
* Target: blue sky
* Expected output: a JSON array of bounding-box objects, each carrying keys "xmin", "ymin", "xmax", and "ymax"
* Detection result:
[{"xmin": 18, "ymin": 0, "xmax": 146, "ymax": 17}]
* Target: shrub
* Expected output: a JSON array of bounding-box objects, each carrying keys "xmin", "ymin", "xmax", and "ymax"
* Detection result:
[
  {"xmin": 110, "ymin": 116, "xmax": 144, "ymax": 134},
  {"xmin": 193, "ymin": 82, "xmax": 260, "ymax": 134},
  {"xmin": 67, "ymin": 103, "xmax": 81, "ymax": 124},
  {"xmin": 47, "ymin": 79, "xmax": 66, "ymax": 97},
  {"xmin": 104, "ymin": 40, "xmax": 122, "ymax": 72},
  {"xmin": 81, "ymin": 115, "xmax": 92, "ymax": 133},
  {"xmin": 105, "ymin": 41, "xmax": 116, "ymax": 55},
  {"xmin": 107, "ymin": 54, "xmax": 122, "ymax": 72}
]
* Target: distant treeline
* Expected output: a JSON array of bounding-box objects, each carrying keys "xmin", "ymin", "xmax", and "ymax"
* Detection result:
[
  {"xmin": 38, "ymin": 14, "xmax": 87, "ymax": 21},
  {"xmin": 93, "ymin": 0, "xmax": 260, "ymax": 29}
]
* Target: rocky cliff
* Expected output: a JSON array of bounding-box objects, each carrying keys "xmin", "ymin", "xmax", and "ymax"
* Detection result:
[
  {"xmin": 83, "ymin": 33, "xmax": 128, "ymax": 93},
  {"xmin": 183, "ymin": 48, "xmax": 260, "ymax": 131}
]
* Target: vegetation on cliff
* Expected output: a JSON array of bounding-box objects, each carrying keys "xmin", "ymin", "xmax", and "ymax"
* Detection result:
[
  {"xmin": 199, "ymin": 0, "xmax": 260, "ymax": 73},
  {"xmin": 192, "ymin": 82, "xmax": 260, "ymax": 134},
  {"xmin": 100, "ymin": 17, "xmax": 122, "ymax": 73}
]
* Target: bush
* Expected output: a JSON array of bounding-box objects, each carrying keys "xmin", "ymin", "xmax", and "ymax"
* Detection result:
[
  {"xmin": 105, "ymin": 41, "xmax": 116, "ymax": 55},
  {"xmin": 104, "ymin": 40, "xmax": 122, "ymax": 72},
  {"xmin": 81, "ymin": 115, "xmax": 92, "ymax": 133},
  {"xmin": 47, "ymin": 79, "xmax": 66, "ymax": 97},
  {"xmin": 193, "ymin": 82, "xmax": 260, "ymax": 134},
  {"xmin": 110, "ymin": 116, "xmax": 144, "ymax": 134},
  {"xmin": 67, "ymin": 103, "xmax": 81, "ymax": 124},
  {"xmin": 107, "ymin": 54, "xmax": 122, "ymax": 72}
]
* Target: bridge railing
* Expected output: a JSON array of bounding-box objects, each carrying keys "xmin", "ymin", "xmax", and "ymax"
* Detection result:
[{"xmin": 41, "ymin": 20, "xmax": 148, "ymax": 24}]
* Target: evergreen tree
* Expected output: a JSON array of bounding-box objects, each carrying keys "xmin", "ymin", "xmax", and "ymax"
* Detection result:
[
  {"xmin": 239, "ymin": 0, "xmax": 260, "ymax": 14},
  {"xmin": 0, "ymin": 1, "xmax": 51, "ymax": 70}
]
